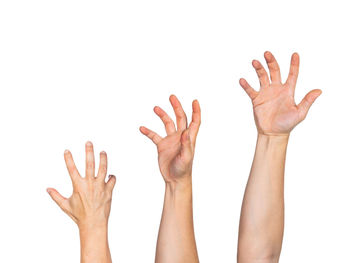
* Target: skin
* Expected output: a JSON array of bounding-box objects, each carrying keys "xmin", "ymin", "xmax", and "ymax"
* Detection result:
[
  {"xmin": 140, "ymin": 95, "xmax": 201, "ymax": 263},
  {"xmin": 47, "ymin": 142, "xmax": 116, "ymax": 263},
  {"xmin": 237, "ymin": 51, "xmax": 321, "ymax": 263}
]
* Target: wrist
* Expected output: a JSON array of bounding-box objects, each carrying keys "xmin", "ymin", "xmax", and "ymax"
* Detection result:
[
  {"xmin": 79, "ymin": 224, "xmax": 108, "ymax": 245},
  {"xmin": 164, "ymin": 178, "xmax": 193, "ymax": 210},
  {"xmin": 256, "ymin": 133, "xmax": 289, "ymax": 155},
  {"xmin": 257, "ymin": 133, "xmax": 289, "ymax": 144},
  {"xmin": 165, "ymin": 175, "xmax": 192, "ymax": 194},
  {"xmin": 78, "ymin": 220, "xmax": 108, "ymax": 233}
]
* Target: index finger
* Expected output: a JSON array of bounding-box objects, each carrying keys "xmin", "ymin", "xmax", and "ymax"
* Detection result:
[{"xmin": 64, "ymin": 150, "xmax": 81, "ymax": 187}]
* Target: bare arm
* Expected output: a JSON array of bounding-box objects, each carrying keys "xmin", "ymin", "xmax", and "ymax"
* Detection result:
[
  {"xmin": 237, "ymin": 52, "xmax": 321, "ymax": 263},
  {"xmin": 140, "ymin": 95, "xmax": 201, "ymax": 263},
  {"xmin": 157, "ymin": 179, "xmax": 197, "ymax": 263},
  {"xmin": 47, "ymin": 142, "xmax": 116, "ymax": 263}
]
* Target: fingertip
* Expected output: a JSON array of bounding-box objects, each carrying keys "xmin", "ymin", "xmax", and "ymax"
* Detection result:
[
  {"xmin": 139, "ymin": 126, "xmax": 148, "ymax": 134},
  {"xmin": 239, "ymin": 78, "xmax": 251, "ymax": 90},
  {"xmin": 170, "ymin": 94, "xmax": 180, "ymax": 106},
  {"xmin": 107, "ymin": 174, "xmax": 117, "ymax": 187},
  {"xmin": 264, "ymin": 50, "xmax": 272, "ymax": 59},
  {"xmin": 312, "ymin": 89, "xmax": 322, "ymax": 100},
  {"xmin": 100, "ymin": 151, "xmax": 106, "ymax": 155},
  {"xmin": 154, "ymin": 106, "xmax": 164, "ymax": 116},
  {"xmin": 47, "ymin": 188, "xmax": 58, "ymax": 196},
  {"xmin": 303, "ymin": 90, "xmax": 322, "ymax": 105},
  {"xmin": 64, "ymin": 149, "xmax": 70, "ymax": 155},
  {"xmin": 86, "ymin": 141, "xmax": 93, "ymax": 147},
  {"xmin": 252, "ymin": 60, "xmax": 260, "ymax": 68},
  {"xmin": 291, "ymin": 52, "xmax": 300, "ymax": 64}
]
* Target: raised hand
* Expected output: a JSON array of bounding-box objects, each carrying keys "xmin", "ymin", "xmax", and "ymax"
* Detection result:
[
  {"xmin": 239, "ymin": 51, "xmax": 322, "ymax": 135},
  {"xmin": 141, "ymin": 95, "xmax": 201, "ymax": 263},
  {"xmin": 140, "ymin": 95, "xmax": 201, "ymax": 185},
  {"xmin": 47, "ymin": 142, "xmax": 116, "ymax": 230}
]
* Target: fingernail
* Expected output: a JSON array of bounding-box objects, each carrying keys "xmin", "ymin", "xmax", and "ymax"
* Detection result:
[
  {"xmin": 86, "ymin": 141, "xmax": 92, "ymax": 146},
  {"xmin": 64, "ymin": 149, "xmax": 69, "ymax": 154},
  {"xmin": 46, "ymin": 188, "xmax": 51, "ymax": 194}
]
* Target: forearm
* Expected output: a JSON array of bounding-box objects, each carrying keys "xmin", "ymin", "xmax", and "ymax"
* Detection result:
[
  {"xmin": 79, "ymin": 224, "xmax": 112, "ymax": 263},
  {"xmin": 156, "ymin": 177, "xmax": 199, "ymax": 263},
  {"xmin": 238, "ymin": 134, "xmax": 289, "ymax": 263}
]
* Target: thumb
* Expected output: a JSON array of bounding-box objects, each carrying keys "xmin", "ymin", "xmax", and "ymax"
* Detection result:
[
  {"xmin": 180, "ymin": 129, "xmax": 192, "ymax": 160},
  {"xmin": 297, "ymin": 89, "xmax": 322, "ymax": 121},
  {"xmin": 47, "ymin": 188, "xmax": 69, "ymax": 212}
]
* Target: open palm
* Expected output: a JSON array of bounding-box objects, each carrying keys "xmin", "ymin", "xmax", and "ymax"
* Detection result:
[
  {"xmin": 140, "ymin": 95, "xmax": 201, "ymax": 184},
  {"xmin": 239, "ymin": 51, "xmax": 322, "ymax": 135}
]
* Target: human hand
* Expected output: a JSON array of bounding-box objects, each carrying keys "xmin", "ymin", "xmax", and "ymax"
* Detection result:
[
  {"xmin": 239, "ymin": 51, "xmax": 322, "ymax": 136},
  {"xmin": 140, "ymin": 95, "xmax": 201, "ymax": 186},
  {"xmin": 47, "ymin": 142, "xmax": 116, "ymax": 231}
]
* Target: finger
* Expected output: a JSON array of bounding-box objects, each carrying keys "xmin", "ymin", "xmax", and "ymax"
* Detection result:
[
  {"xmin": 264, "ymin": 51, "xmax": 281, "ymax": 83},
  {"xmin": 252, "ymin": 60, "xmax": 270, "ymax": 88},
  {"xmin": 239, "ymin": 78, "xmax": 258, "ymax": 100},
  {"xmin": 139, "ymin": 126, "xmax": 162, "ymax": 145},
  {"xmin": 154, "ymin": 106, "xmax": 176, "ymax": 135},
  {"xmin": 180, "ymin": 129, "xmax": 193, "ymax": 160},
  {"xmin": 64, "ymin": 150, "xmax": 80, "ymax": 185},
  {"xmin": 286, "ymin": 52, "xmax": 300, "ymax": 88},
  {"xmin": 97, "ymin": 151, "xmax": 108, "ymax": 180},
  {"xmin": 85, "ymin": 141, "xmax": 95, "ymax": 179},
  {"xmin": 169, "ymin": 95, "xmax": 188, "ymax": 131},
  {"xmin": 297, "ymin": 89, "xmax": 322, "ymax": 121},
  {"xmin": 188, "ymin": 99, "xmax": 201, "ymax": 146},
  {"xmin": 47, "ymin": 188, "xmax": 69, "ymax": 212},
  {"xmin": 106, "ymin": 175, "xmax": 116, "ymax": 193}
]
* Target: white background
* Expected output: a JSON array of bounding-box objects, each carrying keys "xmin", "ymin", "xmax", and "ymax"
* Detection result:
[{"xmin": 0, "ymin": 0, "xmax": 349, "ymax": 262}]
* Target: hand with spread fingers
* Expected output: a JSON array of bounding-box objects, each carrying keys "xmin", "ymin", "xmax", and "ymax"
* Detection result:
[
  {"xmin": 237, "ymin": 52, "xmax": 321, "ymax": 263},
  {"xmin": 47, "ymin": 142, "xmax": 116, "ymax": 263},
  {"xmin": 239, "ymin": 51, "xmax": 322, "ymax": 136},
  {"xmin": 140, "ymin": 95, "xmax": 201, "ymax": 263},
  {"xmin": 140, "ymin": 95, "xmax": 201, "ymax": 186}
]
